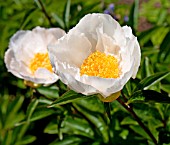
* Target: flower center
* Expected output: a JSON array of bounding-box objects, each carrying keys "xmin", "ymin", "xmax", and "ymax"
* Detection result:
[
  {"xmin": 80, "ymin": 51, "xmax": 119, "ymax": 78},
  {"xmin": 29, "ymin": 53, "xmax": 52, "ymax": 74}
]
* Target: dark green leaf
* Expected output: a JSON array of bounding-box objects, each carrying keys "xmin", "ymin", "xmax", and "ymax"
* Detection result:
[
  {"xmin": 104, "ymin": 102, "xmax": 112, "ymax": 122},
  {"xmin": 30, "ymin": 108, "xmax": 56, "ymax": 122},
  {"xmin": 121, "ymin": 116, "xmax": 138, "ymax": 125},
  {"xmin": 49, "ymin": 90, "xmax": 94, "ymax": 107},
  {"xmin": 156, "ymin": 63, "xmax": 170, "ymax": 72},
  {"xmin": 20, "ymin": 7, "xmax": 37, "ymax": 29},
  {"xmin": 74, "ymin": 97, "xmax": 104, "ymax": 114},
  {"xmin": 44, "ymin": 121, "xmax": 59, "ymax": 134},
  {"xmin": 62, "ymin": 116, "xmax": 94, "ymax": 138},
  {"xmin": 135, "ymin": 71, "xmax": 170, "ymax": 91},
  {"xmin": 26, "ymin": 99, "xmax": 39, "ymax": 121},
  {"xmin": 122, "ymin": 80, "xmax": 132, "ymax": 98},
  {"xmin": 141, "ymin": 47, "xmax": 159, "ymax": 56},
  {"xmin": 128, "ymin": 0, "xmax": 139, "ymax": 31},
  {"xmin": 75, "ymin": 2, "xmax": 100, "ymax": 21},
  {"xmin": 151, "ymin": 27, "xmax": 169, "ymax": 46},
  {"xmin": 141, "ymin": 57, "xmax": 153, "ymax": 79},
  {"xmin": 158, "ymin": 30, "xmax": 170, "ymax": 62},
  {"xmin": 127, "ymin": 90, "xmax": 170, "ymax": 104},
  {"xmin": 160, "ymin": 84, "xmax": 170, "ymax": 93},
  {"xmin": 4, "ymin": 96, "xmax": 25, "ymax": 129},
  {"xmin": 15, "ymin": 107, "xmax": 58, "ymax": 127},
  {"xmin": 130, "ymin": 125, "xmax": 150, "ymax": 140},
  {"xmin": 37, "ymin": 85, "xmax": 59, "ymax": 99},
  {"xmin": 73, "ymin": 104, "xmax": 109, "ymax": 143},
  {"xmin": 139, "ymin": 26, "xmax": 160, "ymax": 46},
  {"xmin": 49, "ymin": 136, "xmax": 83, "ymax": 145},
  {"xmin": 16, "ymin": 135, "xmax": 36, "ymax": 145},
  {"xmin": 2, "ymin": 130, "xmax": 13, "ymax": 145}
]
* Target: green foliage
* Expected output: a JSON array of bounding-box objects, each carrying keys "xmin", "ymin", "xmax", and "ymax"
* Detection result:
[{"xmin": 0, "ymin": 0, "xmax": 170, "ymax": 145}]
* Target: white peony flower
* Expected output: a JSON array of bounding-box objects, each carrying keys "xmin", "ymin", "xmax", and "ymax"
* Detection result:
[
  {"xmin": 5, "ymin": 26, "xmax": 65, "ymax": 85},
  {"xmin": 49, "ymin": 13, "xmax": 141, "ymax": 98}
]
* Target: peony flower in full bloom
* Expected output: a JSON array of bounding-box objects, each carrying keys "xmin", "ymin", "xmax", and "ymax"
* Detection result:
[
  {"xmin": 5, "ymin": 26, "xmax": 65, "ymax": 85},
  {"xmin": 48, "ymin": 13, "xmax": 141, "ymax": 98}
]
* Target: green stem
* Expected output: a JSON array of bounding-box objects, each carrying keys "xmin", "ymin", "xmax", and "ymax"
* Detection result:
[
  {"xmin": 117, "ymin": 97, "xmax": 158, "ymax": 145},
  {"xmin": 37, "ymin": 0, "xmax": 54, "ymax": 26}
]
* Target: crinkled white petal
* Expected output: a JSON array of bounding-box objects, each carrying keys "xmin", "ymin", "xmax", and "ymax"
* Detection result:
[
  {"xmin": 5, "ymin": 48, "xmax": 23, "ymax": 79},
  {"xmin": 58, "ymin": 71, "xmax": 97, "ymax": 95},
  {"xmin": 49, "ymin": 32, "xmax": 92, "ymax": 68},
  {"xmin": 21, "ymin": 68, "xmax": 59, "ymax": 85},
  {"xmin": 96, "ymin": 29, "xmax": 121, "ymax": 59},
  {"xmin": 55, "ymin": 59, "xmax": 134, "ymax": 97},
  {"xmin": 9, "ymin": 26, "xmax": 65, "ymax": 65},
  {"xmin": 5, "ymin": 26, "xmax": 65, "ymax": 85},
  {"xmin": 70, "ymin": 13, "xmax": 127, "ymax": 48},
  {"xmin": 122, "ymin": 26, "xmax": 141, "ymax": 78},
  {"xmin": 49, "ymin": 13, "xmax": 141, "ymax": 97}
]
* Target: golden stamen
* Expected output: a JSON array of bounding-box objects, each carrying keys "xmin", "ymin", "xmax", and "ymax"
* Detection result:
[
  {"xmin": 80, "ymin": 51, "xmax": 119, "ymax": 78},
  {"xmin": 29, "ymin": 53, "xmax": 52, "ymax": 74}
]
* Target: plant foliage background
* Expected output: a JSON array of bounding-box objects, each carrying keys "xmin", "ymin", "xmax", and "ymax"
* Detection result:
[{"xmin": 0, "ymin": 0, "xmax": 170, "ymax": 145}]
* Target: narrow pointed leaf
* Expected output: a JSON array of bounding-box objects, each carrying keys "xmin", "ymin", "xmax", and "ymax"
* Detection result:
[
  {"xmin": 135, "ymin": 71, "xmax": 170, "ymax": 91},
  {"xmin": 49, "ymin": 136, "xmax": 82, "ymax": 145},
  {"xmin": 16, "ymin": 135, "xmax": 36, "ymax": 145},
  {"xmin": 5, "ymin": 96, "xmax": 24, "ymax": 129},
  {"xmin": 139, "ymin": 26, "xmax": 160, "ymax": 46},
  {"xmin": 127, "ymin": 90, "xmax": 170, "ymax": 104},
  {"xmin": 49, "ymin": 90, "xmax": 94, "ymax": 107},
  {"xmin": 104, "ymin": 102, "xmax": 112, "ymax": 122},
  {"xmin": 130, "ymin": 125, "xmax": 150, "ymax": 140},
  {"xmin": 128, "ymin": 0, "xmax": 139, "ymax": 31},
  {"xmin": 26, "ymin": 99, "xmax": 39, "ymax": 121},
  {"xmin": 158, "ymin": 30, "xmax": 170, "ymax": 62},
  {"xmin": 73, "ymin": 104, "xmax": 109, "ymax": 143},
  {"xmin": 63, "ymin": 116, "xmax": 94, "ymax": 138},
  {"xmin": 51, "ymin": 13, "xmax": 65, "ymax": 29},
  {"xmin": 15, "ymin": 108, "xmax": 58, "ymax": 127},
  {"xmin": 122, "ymin": 80, "xmax": 132, "ymax": 98},
  {"xmin": 141, "ymin": 57, "xmax": 153, "ymax": 79},
  {"xmin": 64, "ymin": 0, "xmax": 71, "ymax": 30},
  {"xmin": 37, "ymin": 85, "xmax": 59, "ymax": 99},
  {"xmin": 30, "ymin": 108, "xmax": 56, "ymax": 122},
  {"xmin": 20, "ymin": 7, "xmax": 37, "ymax": 29}
]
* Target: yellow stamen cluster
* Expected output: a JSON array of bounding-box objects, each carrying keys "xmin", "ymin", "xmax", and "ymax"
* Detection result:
[
  {"xmin": 29, "ymin": 53, "xmax": 52, "ymax": 74},
  {"xmin": 80, "ymin": 51, "xmax": 119, "ymax": 78}
]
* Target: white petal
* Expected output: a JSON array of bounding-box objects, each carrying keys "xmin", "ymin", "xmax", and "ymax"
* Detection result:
[
  {"xmin": 52, "ymin": 61, "xmax": 97, "ymax": 95},
  {"xmin": 96, "ymin": 29, "xmax": 120, "ymax": 58},
  {"xmin": 4, "ymin": 49, "xmax": 23, "ymax": 78},
  {"xmin": 71, "ymin": 13, "xmax": 126, "ymax": 48},
  {"xmin": 122, "ymin": 25, "xmax": 133, "ymax": 39},
  {"xmin": 58, "ymin": 70, "xmax": 97, "ymax": 95},
  {"xmin": 20, "ymin": 68, "xmax": 58, "ymax": 85},
  {"xmin": 122, "ymin": 26, "xmax": 141, "ymax": 78},
  {"xmin": 56, "ymin": 61, "xmax": 123, "ymax": 97},
  {"xmin": 9, "ymin": 27, "xmax": 65, "ymax": 65},
  {"xmin": 132, "ymin": 39, "xmax": 141, "ymax": 78},
  {"xmin": 33, "ymin": 26, "xmax": 66, "ymax": 45},
  {"xmin": 49, "ymin": 32, "xmax": 92, "ymax": 68},
  {"xmin": 119, "ymin": 38, "xmax": 135, "ymax": 74}
]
